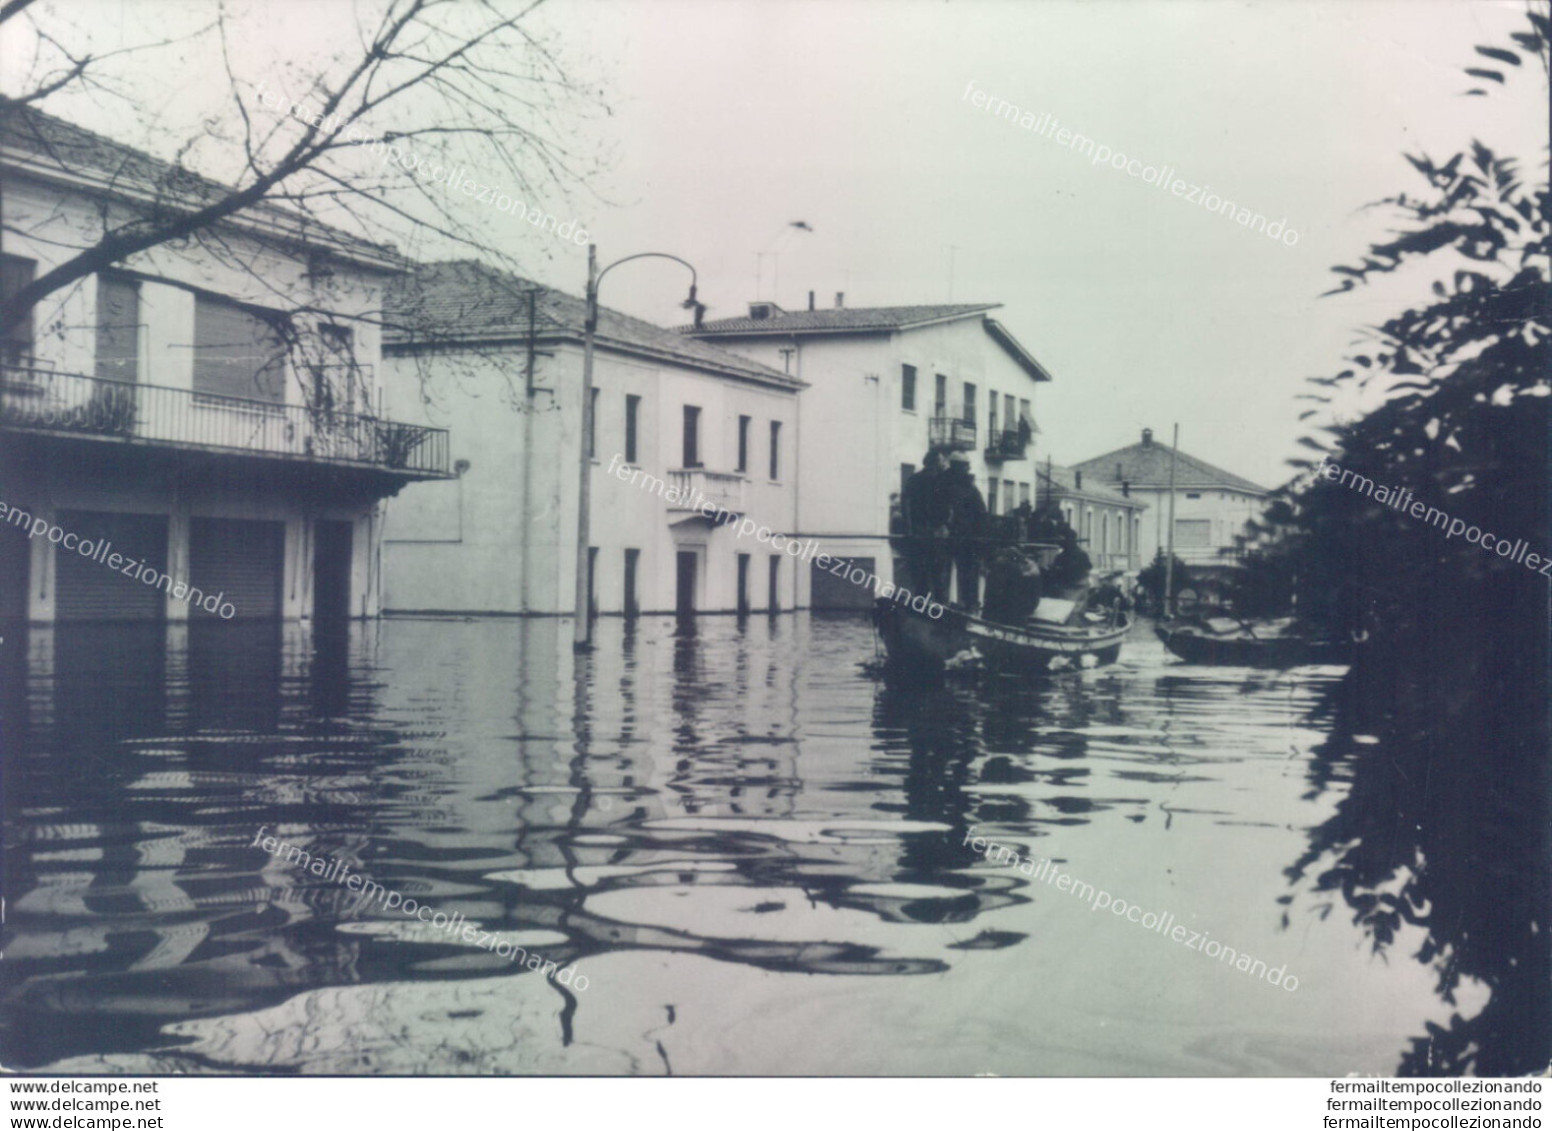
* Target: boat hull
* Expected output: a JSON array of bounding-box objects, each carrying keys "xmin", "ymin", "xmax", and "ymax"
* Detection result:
[
  {"xmin": 874, "ymin": 598, "xmax": 1131, "ymax": 677},
  {"xmin": 1154, "ymin": 623, "xmax": 1351, "ymax": 667}
]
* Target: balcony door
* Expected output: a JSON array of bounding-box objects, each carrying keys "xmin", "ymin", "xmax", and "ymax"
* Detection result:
[{"xmin": 85, "ymin": 274, "xmax": 141, "ymax": 434}]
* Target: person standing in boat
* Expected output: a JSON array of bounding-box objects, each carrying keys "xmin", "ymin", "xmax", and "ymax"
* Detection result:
[
  {"xmin": 943, "ymin": 451, "xmax": 987, "ymax": 611},
  {"xmin": 1046, "ymin": 526, "xmax": 1093, "ymax": 592},
  {"xmin": 901, "ymin": 448, "xmax": 952, "ymax": 600}
]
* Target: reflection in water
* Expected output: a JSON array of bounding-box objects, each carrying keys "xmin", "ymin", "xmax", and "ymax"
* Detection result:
[{"xmin": 0, "ymin": 615, "xmax": 1538, "ymax": 1074}]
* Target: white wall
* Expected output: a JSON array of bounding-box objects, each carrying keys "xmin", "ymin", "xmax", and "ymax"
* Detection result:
[{"xmin": 381, "ymin": 339, "xmax": 800, "ymax": 615}]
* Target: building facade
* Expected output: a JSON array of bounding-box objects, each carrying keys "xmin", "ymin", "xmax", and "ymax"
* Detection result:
[
  {"xmin": 0, "ymin": 108, "xmax": 448, "ymax": 625},
  {"xmin": 1069, "ymin": 428, "xmax": 1266, "ymax": 572},
  {"xmin": 1035, "ymin": 464, "xmax": 1149, "ymax": 574},
  {"xmin": 381, "ymin": 261, "xmax": 803, "ymax": 617},
  {"xmin": 684, "ymin": 294, "xmax": 1053, "ymax": 609}
]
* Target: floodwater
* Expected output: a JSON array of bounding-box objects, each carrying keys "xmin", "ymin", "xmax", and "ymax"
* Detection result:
[{"xmin": 0, "ymin": 614, "xmax": 1529, "ymax": 1075}]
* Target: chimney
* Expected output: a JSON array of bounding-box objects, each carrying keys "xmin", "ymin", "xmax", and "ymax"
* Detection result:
[
  {"xmin": 835, "ymin": 291, "xmax": 844, "ymax": 308},
  {"xmin": 808, "ymin": 290, "xmax": 815, "ymax": 311},
  {"xmin": 1141, "ymin": 427, "xmax": 1153, "ymax": 446}
]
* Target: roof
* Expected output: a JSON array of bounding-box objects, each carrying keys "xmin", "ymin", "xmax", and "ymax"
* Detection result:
[
  {"xmin": 682, "ymin": 302, "xmax": 1000, "ymax": 336},
  {"xmin": 0, "ymin": 102, "xmax": 403, "ymax": 270},
  {"xmin": 1070, "ymin": 432, "xmax": 1267, "ymax": 495},
  {"xmin": 682, "ymin": 302, "xmax": 1053, "ymax": 383},
  {"xmin": 1039, "ymin": 464, "xmax": 1147, "ymax": 510},
  {"xmin": 384, "ymin": 260, "xmax": 801, "ymax": 390}
]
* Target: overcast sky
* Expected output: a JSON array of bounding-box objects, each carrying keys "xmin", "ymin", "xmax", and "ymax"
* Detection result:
[{"xmin": 7, "ymin": 0, "xmax": 1546, "ymax": 488}]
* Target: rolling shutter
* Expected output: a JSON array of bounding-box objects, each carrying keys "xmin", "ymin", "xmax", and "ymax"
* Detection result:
[
  {"xmin": 193, "ymin": 296, "xmax": 286, "ymax": 403},
  {"xmin": 54, "ymin": 510, "xmax": 168, "ymax": 621},
  {"xmin": 189, "ymin": 518, "xmax": 285, "ymax": 619},
  {"xmin": 0, "ymin": 516, "xmax": 29, "ymax": 619},
  {"xmin": 810, "ymin": 556, "xmax": 877, "ymax": 610}
]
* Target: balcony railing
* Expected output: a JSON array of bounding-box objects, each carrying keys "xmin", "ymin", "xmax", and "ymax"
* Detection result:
[
  {"xmin": 984, "ymin": 428, "xmax": 1029, "ymax": 462},
  {"xmin": 929, "ymin": 412, "xmax": 977, "ymax": 452},
  {"xmin": 666, "ymin": 468, "xmax": 746, "ymax": 515},
  {"xmin": 0, "ymin": 366, "xmax": 449, "ymax": 476}
]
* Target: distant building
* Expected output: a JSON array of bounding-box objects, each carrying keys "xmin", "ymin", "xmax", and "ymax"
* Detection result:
[
  {"xmin": 1034, "ymin": 464, "xmax": 1148, "ymax": 574},
  {"xmin": 684, "ymin": 292, "xmax": 1052, "ymax": 609},
  {"xmin": 1069, "ymin": 428, "xmax": 1266, "ymax": 573},
  {"xmin": 381, "ymin": 261, "xmax": 803, "ymax": 616},
  {"xmin": 0, "ymin": 107, "xmax": 449, "ymax": 624}
]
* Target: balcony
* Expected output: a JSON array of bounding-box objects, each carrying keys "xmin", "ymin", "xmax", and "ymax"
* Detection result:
[
  {"xmin": 666, "ymin": 468, "xmax": 746, "ymax": 516},
  {"xmin": 929, "ymin": 410, "xmax": 977, "ymax": 452},
  {"xmin": 0, "ymin": 366, "xmax": 450, "ymax": 477},
  {"xmin": 984, "ymin": 428, "xmax": 1029, "ymax": 462}
]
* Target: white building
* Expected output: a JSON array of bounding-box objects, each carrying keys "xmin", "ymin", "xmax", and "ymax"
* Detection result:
[
  {"xmin": 0, "ymin": 107, "xmax": 447, "ymax": 624},
  {"xmin": 1069, "ymin": 428, "xmax": 1267, "ymax": 573},
  {"xmin": 1035, "ymin": 464, "xmax": 1149, "ymax": 574},
  {"xmin": 684, "ymin": 294, "xmax": 1053, "ymax": 609},
  {"xmin": 381, "ymin": 261, "xmax": 804, "ymax": 617}
]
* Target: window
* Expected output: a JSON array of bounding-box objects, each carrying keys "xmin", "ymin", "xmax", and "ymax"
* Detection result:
[
  {"xmin": 624, "ymin": 548, "xmax": 640, "ymax": 617},
  {"xmin": 1101, "ymin": 514, "xmax": 1110, "ymax": 555},
  {"xmin": 901, "ymin": 365, "xmax": 916, "ymax": 411},
  {"xmin": 988, "ymin": 479, "xmax": 999, "ymax": 515},
  {"xmin": 1174, "ymin": 519, "xmax": 1211, "ymax": 549},
  {"xmin": 988, "ymin": 392, "xmax": 999, "ymax": 438},
  {"xmin": 736, "ymin": 553, "xmax": 751, "ymax": 615},
  {"xmin": 1019, "ymin": 398, "xmax": 1031, "ymax": 429},
  {"xmin": 962, "ymin": 382, "xmax": 976, "ymax": 426},
  {"xmin": 2, "ymin": 255, "xmax": 37, "ymax": 366},
  {"xmin": 934, "ymin": 374, "xmax": 947, "ymax": 415},
  {"xmin": 626, "ymin": 395, "xmax": 641, "ymax": 464},
  {"xmin": 95, "ymin": 274, "xmax": 140, "ymax": 382},
  {"xmin": 737, "ymin": 414, "xmax": 751, "ymax": 472},
  {"xmin": 769, "ymin": 420, "xmax": 781, "ymax": 480},
  {"xmin": 768, "ymin": 555, "xmax": 780, "ymax": 613},
  {"xmin": 1185, "ymin": 492, "xmax": 1202, "ymax": 500},
  {"xmin": 587, "ymin": 387, "xmax": 600, "ymax": 458},
  {"xmin": 194, "ymin": 294, "xmax": 286, "ymax": 403},
  {"xmin": 1005, "ymin": 394, "xmax": 1016, "ymax": 432},
  {"xmin": 1004, "ymin": 480, "xmax": 1015, "ymax": 516},
  {"xmin": 1019, "ymin": 483, "xmax": 1031, "ymax": 509},
  {"xmin": 682, "ymin": 405, "xmax": 701, "ymax": 467}
]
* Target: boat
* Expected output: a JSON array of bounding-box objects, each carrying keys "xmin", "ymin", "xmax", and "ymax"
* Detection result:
[
  {"xmin": 1154, "ymin": 615, "xmax": 1352, "ymax": 667},
  {"xmin": 874, "ymin": 590, "xmax": 1132, "ymax": 676}
]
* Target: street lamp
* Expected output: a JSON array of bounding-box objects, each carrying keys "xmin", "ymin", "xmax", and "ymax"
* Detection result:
[{"xmin": 573, "ymin": 244, "xmax": 705, "ymax": 651}]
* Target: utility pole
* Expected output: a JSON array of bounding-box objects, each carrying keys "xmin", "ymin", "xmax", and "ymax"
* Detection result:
[
  {"xmin": 573, "ymin": 245, "xmax": 599, "ymax": 651},
  {"xmin": 1164, "ymin": 422, "xmax": 1179, "ymax": 620},
  {"xmin": 573, "ymin": 247, "xmax": 704, "ymax": 651}
]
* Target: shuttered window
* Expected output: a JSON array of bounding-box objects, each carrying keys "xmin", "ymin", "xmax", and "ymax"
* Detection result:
[
  {"xmin": 1174, "ymin": 519, "xmax": 1211, "ymax": 549},
  {"xmin": 95, "ymin": 274, "xmax": 140, "ymax": 382},
  {"xmin": 193, "ymin": 296, "xmax": 286, "ymax": 403},
  {"xmin": 2, "ymin": 255, "xmax": 36, "ymax": 366}
]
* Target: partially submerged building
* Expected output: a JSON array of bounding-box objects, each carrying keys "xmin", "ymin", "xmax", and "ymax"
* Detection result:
[
  {"xmin": 381, "ymin": 261, "xmax": 803, "ymax": 617},
  {"xmin": 684, "ymin": 293, "xmax": 1053, "ymax": 609},
  {"xmin": 0, "ymin": 107, "xmax": 450, "ymax": 624}
]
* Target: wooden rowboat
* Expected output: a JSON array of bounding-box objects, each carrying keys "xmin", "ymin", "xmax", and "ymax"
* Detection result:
[
  {"xmin": 873, "ymin": 595, "xmax": 1131, "ymax": 677},
  {"xmin": 1154, "ymin": 617, "xmax": 1351, "ymax": 667}
]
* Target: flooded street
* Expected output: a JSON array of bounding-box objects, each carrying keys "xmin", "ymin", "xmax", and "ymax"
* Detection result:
[{"xmin": 0, "ymin": 616, "xmax": 1480, "ymax": 1075}]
